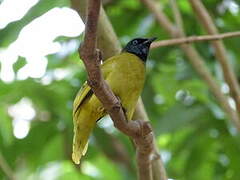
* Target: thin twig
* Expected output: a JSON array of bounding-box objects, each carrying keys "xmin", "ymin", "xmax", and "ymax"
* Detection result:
[
  {"xmin": 0, "ymin": 151, "xmax": 15, "ymax": 180},
  {"xmin": 189, "ymin": 0, "xmax": 240, "ymax": 117},
  {"xmin": 140, "ymin": 0, "xmax": 240, "ymax": 131},
  {"xmin": 170, "ymin": 0, "xmax": 184, "ymax": 35},
  {"xmin": 140, "ymin": 0, "xmax": 177, "ymax": 37},
  {"xmin": 151, "ymin": 31, "xmax": 240, "ymax": 48},
  {"xmin": 170, "ymin": 0, "xmax": 240, "ymax": 130},
  {"xmin": 79, "ymin": 0, "xmax": 153, "ymax": 179}
]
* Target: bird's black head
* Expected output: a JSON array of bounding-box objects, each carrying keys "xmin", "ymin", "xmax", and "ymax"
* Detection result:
[{"xmin": 122, "ymin": 37, "xmax": 157, "ymax": 62}]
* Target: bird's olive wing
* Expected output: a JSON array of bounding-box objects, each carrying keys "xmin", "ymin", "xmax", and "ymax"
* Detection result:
[
  {"xmin": 73, "ymin": 82, "xmax": 93, "ymax": 115},
  {"xmin": 73, "ymin": 56, "xmax": 118, "ymax": 114}
]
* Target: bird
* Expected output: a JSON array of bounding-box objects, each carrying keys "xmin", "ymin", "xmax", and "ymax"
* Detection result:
[{"xmin": 72, "ymin": 37, "xmax": 156, "ymax": 164}]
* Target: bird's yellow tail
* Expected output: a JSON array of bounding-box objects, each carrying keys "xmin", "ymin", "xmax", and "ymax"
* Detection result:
[
  {"xmin": 72, "ymin": 140, "xmax": 88, "ymax": 164},
  {"xmin": 72, "ymin": 112, "xmax": 96, "ymax": 164},
  {"xmin": 72, "ymin": 90, "xmax": 105, "ymax": 164}
]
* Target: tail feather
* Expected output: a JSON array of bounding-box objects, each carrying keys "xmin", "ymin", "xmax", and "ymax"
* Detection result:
[
  {"xmin": 72, "ymin": 141, "xmax": 88, "ymax": 164},
  {"xmin": 82, "ymin": 141, "xmax": 89, "ymax": 156},
  {"xmin": 72, "ymin": 96, "xmax": 105, "ymax": 164},
  {"xmin": 72, "ymin": 120, "xmax": 91, "ymax": 164}
]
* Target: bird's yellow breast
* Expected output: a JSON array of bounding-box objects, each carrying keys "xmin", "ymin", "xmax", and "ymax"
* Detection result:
[{"xmin": 102, "ymin": 52, "xmax": 145, "ymax": 119}]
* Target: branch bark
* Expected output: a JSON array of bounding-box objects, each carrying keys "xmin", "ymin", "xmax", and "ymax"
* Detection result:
[
  {"xmin": 133, "ymin": 99, "xmax": 167, "ymax": 180},
  {"xmin": 139, "ymin": 0, "xmax": 240, "ymax": 131},
  {"xmin": 71, "ymin": 0, "xmax": 121, "ymax": 60},
  {"xmin": 170, "ymin": 0, "xmax": 184, "ymax": 35},
  {"xmin": 188, "ymin": 0, "xmax": 240, "ymax": 116},
  {"xmin": 79, "ymin": 0, "xmax": 153, "ymax": 179},
  {"xmin": 151, "ymin": 31, "xmax": 240, "ymax": 48}
]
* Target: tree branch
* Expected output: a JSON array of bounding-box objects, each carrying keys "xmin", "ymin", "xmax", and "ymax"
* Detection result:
[
  {"xmin": 170, "ymin": 0, "xmax": 184, "ymax": 35},
  {"xmin": 71, "ymin": 0, "xmax": 167, "ymax": 179},
  {"xmin": 188, "ymin": 0, "xmax": 240, "ymax": 116},
  {"xmin": 139, "ymin": 0, "xmax": 240, "ymax": 131},
  {"xmin": 71, "ymin": 0, "xmax": 121, "ymax": 60},
  {"xmin": 151, "ymin": 31, "xmax": 240, "ymax": 48},
  {"xmin": 79, "ymin": 0, "xmax": 153, "ymax": 179},
  {"xmin": 133, "ymin": 99, "xmax": 167, "ymax": 180},
  {"xmin": 140, "ymin": 0, "xmax": 176, "ymax": 37}
]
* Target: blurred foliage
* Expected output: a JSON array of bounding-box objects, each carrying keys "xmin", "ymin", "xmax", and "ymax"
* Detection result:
[{"xmin": 1, "ymin": 0, "xmax": 240, "ymax": 179}]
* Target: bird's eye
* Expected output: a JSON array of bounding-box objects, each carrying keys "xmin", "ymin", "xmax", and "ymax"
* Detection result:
[{"xmin": 132, "ymin": 40, "xmax": 138, "ymax": 45}]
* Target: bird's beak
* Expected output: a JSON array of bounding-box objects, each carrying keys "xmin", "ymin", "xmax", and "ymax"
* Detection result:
[{"xmin": 143, "ymin": 37, "xmax": 157, "ymax": 45}]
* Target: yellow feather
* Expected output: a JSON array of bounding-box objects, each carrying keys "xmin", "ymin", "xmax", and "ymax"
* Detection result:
[
  {"xmin": 72, "ymin": 52, "xmax": 145, "ymax": 164},
  {"xmin": 82, "ymin": 141, "xmax": 88, "ymax": 156}
]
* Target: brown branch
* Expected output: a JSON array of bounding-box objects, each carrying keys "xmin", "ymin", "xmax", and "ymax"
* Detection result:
[
  {"xmin": 79, "ymin": 0, "xmax": 153, "ymax": 179},
  {"xmin": 151, "ymin": 31, "xmax": 240, "ymax": 48},
  {"xmin": 0, "ymin": 151, "xmax": 15, "ymax": 180},
  {"xmin": 188, "ymin": 0, "xmax": 240, "ymax": 116},
  {"xmin": 170, "ymin": 0, "xmax": 184, "ymax": 35},
  {"xmin": 133, "ymin": 99, "xmax": 167, "ymax": 180},
  {"xmin": 172, "ymin": 0, "xmax": 240, "ymax": 130},
  {"xmin": 140, "ymin": 0, "xmax": 240, "ymax": 131},
  {"xmin": 140, "ymin": 0, "xmax": 176, "ymax": 37},
  {"xmin": 71, "ymin": 0, "xmax": 121, "ymax": 60},
  {"xmin": 72, "ymin": 0, "xmax": 167, "ymax": 179}
]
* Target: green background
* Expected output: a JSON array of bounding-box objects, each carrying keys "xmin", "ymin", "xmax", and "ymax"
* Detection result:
[{"xmin": 1, "ymin": 0, "xmax": 240, "ymax": 179}]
